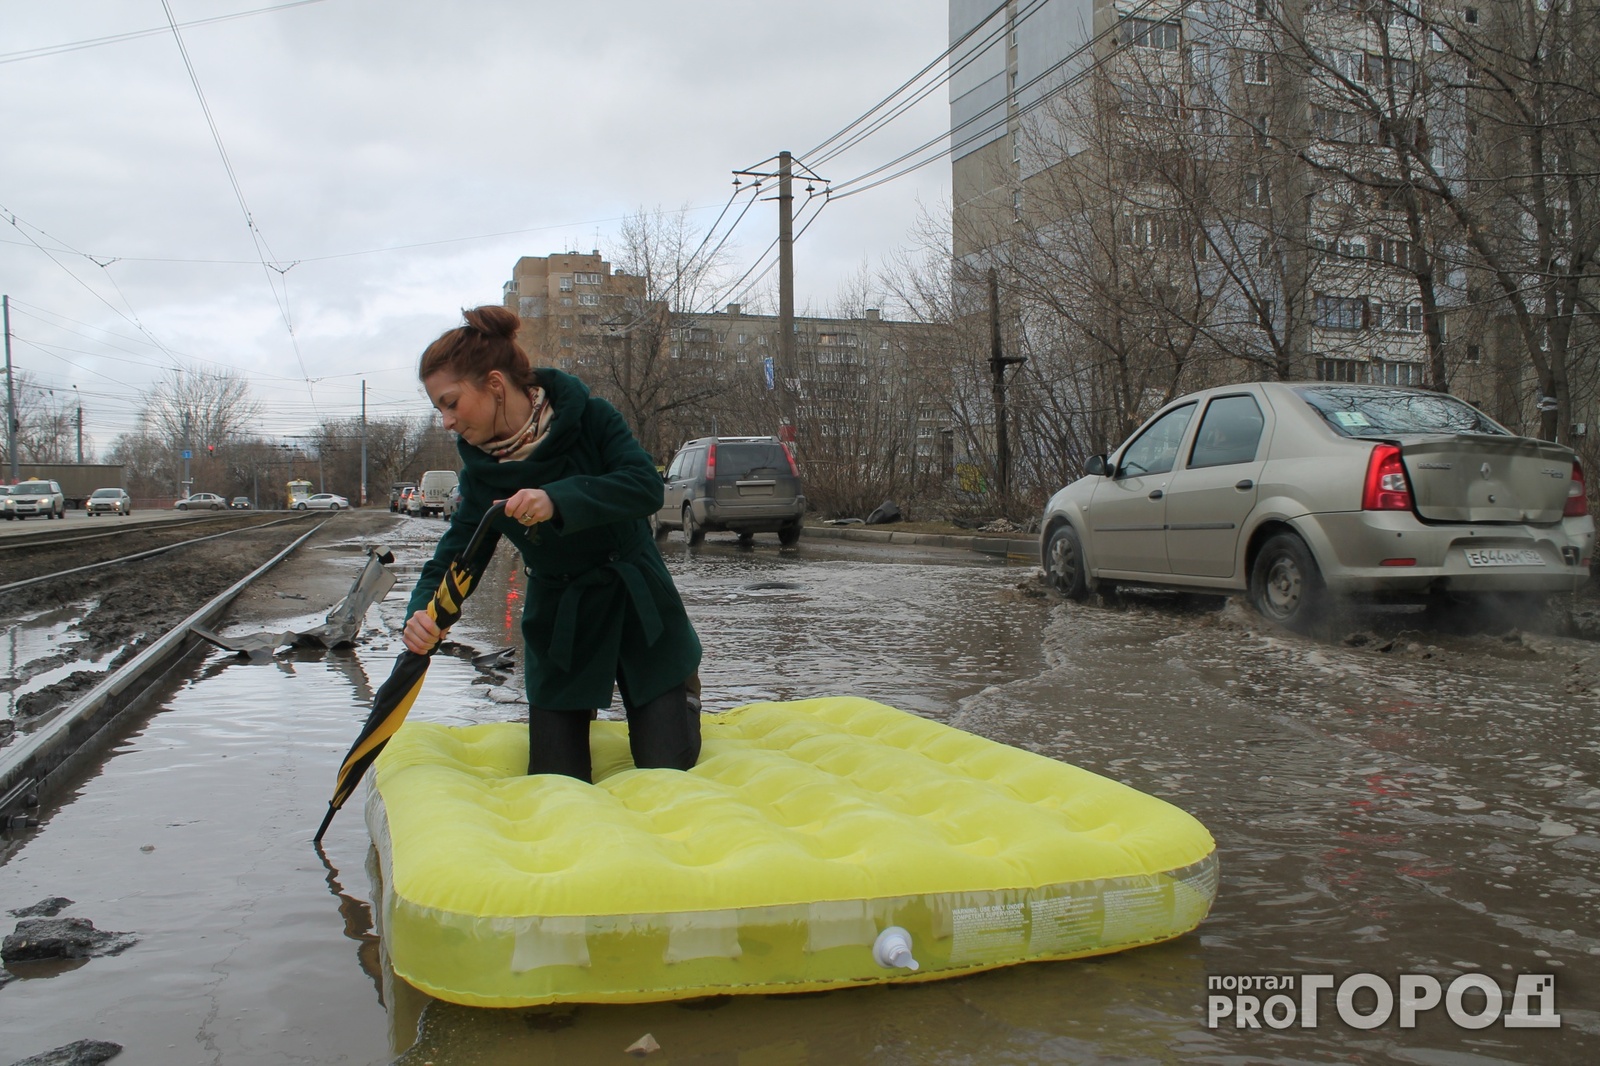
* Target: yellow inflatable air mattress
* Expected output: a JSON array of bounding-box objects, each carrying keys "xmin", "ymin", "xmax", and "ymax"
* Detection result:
[{"xmin": 365, "ymin": 697, "xmax": 1217, "ymax": 1007}]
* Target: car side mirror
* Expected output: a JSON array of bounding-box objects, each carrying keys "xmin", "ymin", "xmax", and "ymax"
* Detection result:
[{"xmin": 1084, "ymin": 454, "xmax": 1111, "ymax": 477}]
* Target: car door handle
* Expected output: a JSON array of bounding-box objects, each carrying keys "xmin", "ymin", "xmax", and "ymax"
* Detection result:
[
  {"xmin": 1235, "ymin": 479, "xmax": 1254, "ymax": 490},
  {"xmin": 1148, "ymin": 489, "xmax": 1164, "ymax": 500}
]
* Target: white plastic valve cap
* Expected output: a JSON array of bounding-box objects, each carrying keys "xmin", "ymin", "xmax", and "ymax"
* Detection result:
[{"xmin": 872, "ymin": 926, "xmax": 920, "ymax": 971}]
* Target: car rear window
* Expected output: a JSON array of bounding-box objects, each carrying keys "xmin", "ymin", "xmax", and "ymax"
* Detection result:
[
  {"xmin": 716, "ymin": 443, "xmax": 791, "ymax": 476},
  {"xmin": 1294, "ymin": 386, "xmax": 1509, "ymax": 437}
]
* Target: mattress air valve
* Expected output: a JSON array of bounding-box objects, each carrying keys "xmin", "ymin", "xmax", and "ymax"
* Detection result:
[{"xmin": 872, "ymin": 927, "xmax": 920, "ymax": 971}]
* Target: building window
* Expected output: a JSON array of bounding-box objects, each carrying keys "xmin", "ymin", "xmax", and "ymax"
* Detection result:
[
  {"xmin": 1013, "ymin": 189, "xmax": 1023, "ymax": 217},
  {"xmin": 1118, "ymin": 17, "xmax": 1181, "ymax": 50},
  {"xmin": 1315, "ymin": 294, "xmax": 1367, "ymax": 330},
  {"xmin": 1464, "ymin": 7, "xmax": 1479, "ymax": 23},
  {"xmin": 578, "ymin": 293, "xmax": 600, "ymax": 306},
  {"xmin": 1254, "ymin": 116, "xmax": 1271, "ymax": 150},
  {"xmin": 1244, "ymin": 173, "xmax": 1271, "ymax": 207},
  {"xmin": 1254, "ymin": 0, "xmax": 1272, "ymax": 19},
  {"xmin": 559, "ymin": 316, "xmax": 572, "ymax": 328},
  {"xmin": 559, "ymin": 276, "xmax": 573, "ymax": 291},
  {"xmin": 1121, "ymin": 213, "xmax": 1185, "ymax": 249},
  {"xmin": 1244, "ymin": 52, "xmax": 1270, "ymax": 84},
  {"xmin": 579, "ymin": 315, "xmax": 598, "ymax": 326},
  {"xmin": 560, "ymin": 297, "xmax": 573, "ymax": 307},
  {"xmin": 1377, "ymin": 359, "xmax": 1421, "ymax": 385},
  {"xmin": 1465, "ymin": 343, "xmax": 1481, "ymax": 363},
  {"xmin": 1118, "ymin": 83, "xmax": 1183, "ymax": 118},
  {"xmin": 560, "ymin": 337, "xmax": 573, "ymax": 348},
  {"xmin": 1312, "ymin": 107, "xmax": 1376, "ymax": 144},
  {"xmin": 1336, "ymin": 235, "xmax": 1368, "ymax": 260},
  {"xmin": 576, "ymin": 272, "xmax": 602, "ymax": 285},
  {"xmin": 1318, "ymin": 357, "xmax": 1365, "ymax": 382}
]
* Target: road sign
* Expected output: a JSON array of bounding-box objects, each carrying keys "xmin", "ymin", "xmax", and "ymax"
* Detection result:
[{"xmin": 182, "ymin": 450, "xmax": 192, "ymax": 459}]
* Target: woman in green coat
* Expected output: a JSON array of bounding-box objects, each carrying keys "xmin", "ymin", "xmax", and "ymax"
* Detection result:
[{"xmin": 402, "ymin": 305, "xmax": 702, "ymax": 781}]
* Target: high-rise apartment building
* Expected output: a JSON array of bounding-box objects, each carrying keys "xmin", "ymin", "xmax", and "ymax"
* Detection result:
[
  {"xmin": 950, "ymin": 0, "xmax": 1466, "ymax": 393},
  {"xmin": 502, "ymin": 251, "xmax": 650, "ymax": 368}
]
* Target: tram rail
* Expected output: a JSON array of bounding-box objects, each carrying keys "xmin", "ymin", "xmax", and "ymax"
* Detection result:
[
  {"xmin": 0, "ymin": 512, "xmax": 318, "ymax": 596},
  {"xmin": 0, "ymin": 520, "xmax": 330, "ymax": 826}
]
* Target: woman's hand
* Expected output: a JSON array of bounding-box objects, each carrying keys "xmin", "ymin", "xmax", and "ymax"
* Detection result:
[
  {"xmin": 502, "ymin": 488, "xmax": 554, "ymax": 528},
  {"xmin": 403, "ymin": 609, "xmax": 443, "ymax": 654}
]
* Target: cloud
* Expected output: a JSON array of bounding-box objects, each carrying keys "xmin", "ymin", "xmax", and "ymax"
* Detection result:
[{"xmin": 0, "ymin": 0, "xmax": 951, "ymax": 444}]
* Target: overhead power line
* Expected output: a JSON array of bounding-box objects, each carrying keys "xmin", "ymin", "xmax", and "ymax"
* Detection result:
[
  {"xmin": 159, "ymin": 0, "xmax": 318, "ymax": 417},
  {"xmin": 0, "ymin": 0, "xmax": 334, "ymax": 66}
]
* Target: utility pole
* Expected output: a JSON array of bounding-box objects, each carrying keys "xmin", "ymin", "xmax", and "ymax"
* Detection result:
[
  {"xmin": 989, "ymin": 268, "xmax": 1025, "ymax": 506},
  {"xmin": 3, "ymin": 294, "xmax": 16, "ymax": 481},
  {"xmin": 182, "ymin": 410, "xmax": 192, "ymax": 495},
  {"xmin": 74, "ymin": 385, "xmax": 82, "ymax": 463},
  {"xmin": 777, "ymin": 151, "xmax": 795, "ymax": 430},
  {"xmin": 733, "ymin": 153, "xmax": 828, "ymax": 443},
  {"xmin": 360, "ymin": 379, "xmax": 368, "ymax": 508}
]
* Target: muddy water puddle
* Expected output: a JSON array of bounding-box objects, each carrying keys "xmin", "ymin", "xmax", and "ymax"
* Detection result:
[{"xmin": 2, "ymin": 528, "xmax": 1595, "ymax": 1063}]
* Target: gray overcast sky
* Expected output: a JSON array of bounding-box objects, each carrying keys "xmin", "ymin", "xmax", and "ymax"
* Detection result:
[{"xmin": 1, "ymin": 0, "xmax": 951, "ymax": 450}]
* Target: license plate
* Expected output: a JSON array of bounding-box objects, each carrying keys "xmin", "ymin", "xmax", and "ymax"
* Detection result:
[{"xmin": 1464, "ymin": 547, "xmax": 1545, "ymax": 567}]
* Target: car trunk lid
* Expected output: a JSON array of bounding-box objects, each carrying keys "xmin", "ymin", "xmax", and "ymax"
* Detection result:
[
  {"xmin": 712, "ymin": 443, "xmax": 799, "ymax": 503},
  {"xmin": 1399, "ymin": 434, "xmax": 1574, "ymax": 523}
]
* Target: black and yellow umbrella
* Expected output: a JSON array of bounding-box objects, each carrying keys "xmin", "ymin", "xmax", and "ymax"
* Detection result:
[{"xmin": 314, "ymin": 502, "xmax": 505, "ymax": 842}]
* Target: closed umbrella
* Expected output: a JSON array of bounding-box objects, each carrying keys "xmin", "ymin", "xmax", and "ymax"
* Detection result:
[{"xmin": 314, "ymin": 502, "xmax": 504, "ymax": 842}]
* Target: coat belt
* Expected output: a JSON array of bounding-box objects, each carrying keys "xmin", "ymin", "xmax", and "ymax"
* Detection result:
[{"xmin": 536, "ymin": 551, "xmax": 664, "ymax": 672}]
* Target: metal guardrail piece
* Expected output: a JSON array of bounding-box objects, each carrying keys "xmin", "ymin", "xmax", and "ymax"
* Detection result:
[{"xmin": 0, "ymin": 521, "xmax": 328, "ymax": 821}]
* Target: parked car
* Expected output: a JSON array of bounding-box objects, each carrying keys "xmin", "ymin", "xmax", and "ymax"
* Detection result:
[
  {"xmin": 390, "ymin": 483, "xmax": 416, "ymax": 513},
  {"xmin": 655, "ymin": 436, "xmax": 806, "ymax": 545},
  {"xmin": 6, "ymin": 479, "xmax": 67, "ymax": 520},
  {"xmin": 299, "ymin": 493, "xmax": 349, "ymax": 510},
  {"xmin": 231, "ymin": 497, "xmax": 252, "ymax": 510},
  {"xmin": 416, "ymin": 469, "xmax": 459, "ymax": 517},
  {"xmin": 175, "ymin": 493, "xmax": 227, "ymax": 510},
  {"xmin": 1040, "ymin": 382, "xmax": 1593, "ymax": 630},
  {"xmin": 86, "ymin": 487, "xmax": 133, "ymax": 516}
]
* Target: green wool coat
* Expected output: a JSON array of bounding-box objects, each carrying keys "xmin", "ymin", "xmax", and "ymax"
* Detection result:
[{"xmin": 405, "ymin": 369, "xmax": 701, "ymax": 710}]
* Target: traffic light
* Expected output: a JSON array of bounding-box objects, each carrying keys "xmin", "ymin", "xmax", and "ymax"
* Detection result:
[{"xmin": 207, "ymin": 445, "xmax": 215, "ymax": 455}]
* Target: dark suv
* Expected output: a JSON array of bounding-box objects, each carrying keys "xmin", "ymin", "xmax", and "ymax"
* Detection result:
[{"xmin": 656, "ymin": 436, "xmax": 805, "ymax": 545}]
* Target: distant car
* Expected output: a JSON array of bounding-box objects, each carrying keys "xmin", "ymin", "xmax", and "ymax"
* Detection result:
[
  {"xmin": 655, "ymin": 436, "xmax": 806, "ymax": 545},
  {"xmin": 299, "ymin": 493, "xmax": 349, "ymax": 511},
  {"xmin": 390, "ymin": 483, "xmax": 416, "ymax": 513},
  {"xmin": 231, "ymin": 497, "xmax": 252, "ymax": 510},
  {"xmin": 6, "ymin": 479, "xmax": 67, "ymax": 520},
  {"xmin": 1040, "ymin": 382, "xmax": 1593, "ymax": 630},
  {"xmin": 86, "ymin": 487, "xmax": 133, "ymax": 516},
  {"xmin": 416, "ymin": 469, "xmax": 459, "ymax": 517},
  {"xmin": 442, "ymin": 483, "xmax": 462, "ymax": 520},
  {"xmin": 175, "ymin": 493, "xmax": 227, "ymax": 511},
  {"xmin": 405, "ymin": 488, "xmax": 423, "ymax": 517}
]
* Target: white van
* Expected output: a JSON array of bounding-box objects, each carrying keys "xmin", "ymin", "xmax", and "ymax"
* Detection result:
[{"xmin": 417, "ymin": 469, "xmax": 460, "ymax": 518}]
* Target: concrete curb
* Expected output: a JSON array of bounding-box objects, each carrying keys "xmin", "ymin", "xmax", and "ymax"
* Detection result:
[{"xmin": 804, "ymin": 523, "xmax": 1040, "ymax": 562}]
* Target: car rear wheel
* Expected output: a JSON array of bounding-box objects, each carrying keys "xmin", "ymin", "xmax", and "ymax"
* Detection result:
[
  {"xmin": 683, "ymin": 506, "xmax": 704, "ymax": 546},
  {"xmin": 778, "ymin": 522, "xmax": 802, "ymax": 547},
  {"xmin": 1250, "ymin": 533, "xmax": 1324, "ymax": 630},
  {"xmin": 1045, "ymin": 524, "xmax": 1089, "ymax": 600}
]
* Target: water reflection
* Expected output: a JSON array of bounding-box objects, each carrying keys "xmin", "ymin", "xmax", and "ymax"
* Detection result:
[{"xmin": 316, "ymin": 843, "xmax": 383, "ymax": 1003}]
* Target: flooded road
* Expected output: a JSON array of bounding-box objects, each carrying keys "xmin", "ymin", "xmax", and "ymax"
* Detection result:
[{"xmin": 1, "ymin": 524, "xmax": 1596, "ymax": 1064}]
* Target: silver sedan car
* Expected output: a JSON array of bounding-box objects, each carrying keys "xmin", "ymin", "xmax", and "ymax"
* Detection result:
[{"xmin": 1041, "ymin": 382, "xmax": 1593, "ymax": 629}]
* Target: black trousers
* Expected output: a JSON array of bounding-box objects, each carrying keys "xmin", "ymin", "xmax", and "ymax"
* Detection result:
[{"xmin": 527, "ymin": 674, "xmax": 701, "ymax": 782}]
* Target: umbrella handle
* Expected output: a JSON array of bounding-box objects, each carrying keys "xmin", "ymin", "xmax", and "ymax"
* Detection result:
[{"xmin": 463, "ymin": 501, "xmax": 507, "ymax": 561}]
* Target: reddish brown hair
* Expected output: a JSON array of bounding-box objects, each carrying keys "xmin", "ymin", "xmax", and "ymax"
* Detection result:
[{"xmin": 418, "ymin": 305, "xmax": 534, "ymax": 390}]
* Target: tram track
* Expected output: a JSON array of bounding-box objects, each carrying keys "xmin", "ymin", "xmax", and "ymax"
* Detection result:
[{"xmin": 0, "ymin": 513, "xmax": 401, "ymax": 822}]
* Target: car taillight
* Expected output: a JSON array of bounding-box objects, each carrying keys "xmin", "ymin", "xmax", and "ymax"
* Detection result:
[
  {"xmin": 1362, "ymin": 444, "xmax": 1412, "ymax": 511},
  {"xmin": 705, "ymin": 444, "xmax": 717, "ymax": 479},
  {"xmin": 783, "ymin": 443, "xmax": 799, "ymax": 476},
  {"xmin": 1567, "ymin": 460, "xmax": 1589, "ymax": 518}
]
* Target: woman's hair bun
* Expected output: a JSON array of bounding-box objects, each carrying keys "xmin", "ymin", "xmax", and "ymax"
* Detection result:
[{"xmin": 461, "ymin": 304, "xmax": 520, "ymax": 340}]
